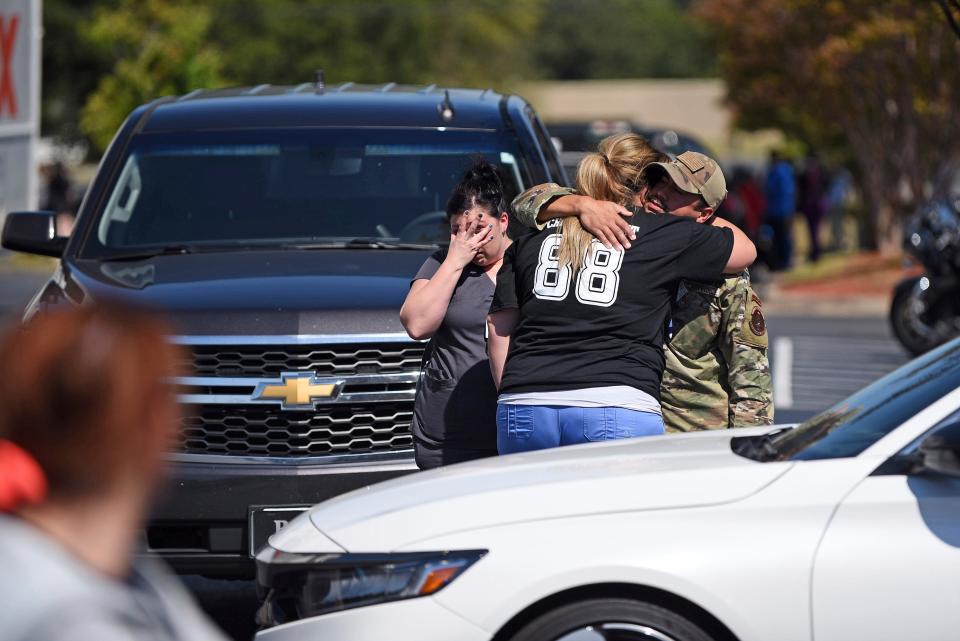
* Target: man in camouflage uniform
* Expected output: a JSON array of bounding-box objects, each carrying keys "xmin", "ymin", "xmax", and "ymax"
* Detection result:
[{"xmin": 511, "ymin": 152, "xmax": 773, "ymax": 432}]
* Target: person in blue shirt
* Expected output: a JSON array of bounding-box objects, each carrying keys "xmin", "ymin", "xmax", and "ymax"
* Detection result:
[{"xmin": 764, "ymin": 150, "xmax": 797, "ymax": 270}]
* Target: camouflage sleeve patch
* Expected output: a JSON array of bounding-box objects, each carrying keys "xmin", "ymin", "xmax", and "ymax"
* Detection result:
[
  {"xmin": 510, "ymin": 183, "xmax": 577, "ymax": 231},
  {"xmin": 736, "ymin": 292, "xmax": 768, "ymax": 349},
  {"xmin": 719, "ymin": 274, "xmax": 774, "ymax": 426}
]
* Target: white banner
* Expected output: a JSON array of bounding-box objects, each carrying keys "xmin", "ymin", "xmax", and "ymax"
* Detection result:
[{"xmin": 0, "ymin": 0, "xmax": 40, "ymax": 215}]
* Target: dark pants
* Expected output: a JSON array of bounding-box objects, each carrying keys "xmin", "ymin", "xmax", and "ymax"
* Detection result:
[
  {"xmin": 414, "ymin": 440, "xmax": 497, "ymax": 470},
  {"xmin": 802, "ymin": 206, "xmax": 825, "ymax": 262},
  {"xmin": 767, "ymin": 216, "xmax": 794, "ymax": 271}
]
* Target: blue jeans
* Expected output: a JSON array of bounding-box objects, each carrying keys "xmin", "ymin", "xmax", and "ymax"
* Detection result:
[{"xmin": 496, "ymin": 404, "xmax": 664, "ymax": 455}]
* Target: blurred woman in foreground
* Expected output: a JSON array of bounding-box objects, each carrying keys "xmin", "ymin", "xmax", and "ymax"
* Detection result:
[{"xmin": 0, "ymin": 303, "xmax": 227, "ymax": 641}]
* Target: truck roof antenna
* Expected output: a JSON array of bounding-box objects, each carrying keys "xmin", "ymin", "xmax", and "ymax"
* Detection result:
[
  {"xmin": 438, "ymin": 90, "xmax": 455, "ymax": 121},
  {"xmin": 315, "ymin": 70, "xmax": 325, "ymax": 95}
]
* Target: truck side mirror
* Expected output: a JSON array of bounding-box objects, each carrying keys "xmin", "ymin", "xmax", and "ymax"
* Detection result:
[
  {"xmin": 1, "ymin": 211, "xmax": 67, "ymax": 257},
  {"xmin": 918, "ymin": 419, "xmax": 960, "ymax": 478}
]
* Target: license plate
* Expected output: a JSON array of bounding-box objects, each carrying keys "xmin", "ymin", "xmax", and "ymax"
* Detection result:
[{"xmin": 248, "ymin": 505, "xmax": 311, "ymax": 556}]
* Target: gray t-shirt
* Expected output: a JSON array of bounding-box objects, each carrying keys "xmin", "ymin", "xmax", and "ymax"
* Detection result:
[
  {"xmin": 0, "ymin": 515, "xmax": 228, "ymax": 641},
  {"xmin": 411, "ymin": 250, "xmax": 498, "ymax": 450}
]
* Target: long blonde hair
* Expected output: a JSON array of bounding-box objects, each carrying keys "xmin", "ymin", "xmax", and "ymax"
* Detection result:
[{"xmin": 558, "ymin": 133, "xmax": 668, "ymax": 274}]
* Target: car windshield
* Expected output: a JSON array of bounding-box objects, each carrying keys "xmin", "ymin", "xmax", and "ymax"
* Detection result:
[
  {"xmin": 80, "ymin": 128, "xmax": 528, "ymax": 258},
  {"xmin": 746, "ymin": 337, "xmax": 960, "ymax": 461}
]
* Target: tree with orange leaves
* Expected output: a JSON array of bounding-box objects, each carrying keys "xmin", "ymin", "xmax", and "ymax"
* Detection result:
[{"xmin": 698, "ymin": 0, "xmax": 960, "ymax": 251}]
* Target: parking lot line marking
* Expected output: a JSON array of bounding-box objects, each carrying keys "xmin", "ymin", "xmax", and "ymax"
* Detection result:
[{"xmin": 774, "ymin": 337, "xmax": 794, "ymax": 409}]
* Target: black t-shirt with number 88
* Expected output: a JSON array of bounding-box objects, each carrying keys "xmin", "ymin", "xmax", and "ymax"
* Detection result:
[{"xmin": 490, "ymin": 213, "xmax": 734, "ymax": 400}]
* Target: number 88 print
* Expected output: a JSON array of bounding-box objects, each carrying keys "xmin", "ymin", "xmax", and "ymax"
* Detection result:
[{"xmin": 533, "ymin": 233, "xmax": 623, "ymax": 307}]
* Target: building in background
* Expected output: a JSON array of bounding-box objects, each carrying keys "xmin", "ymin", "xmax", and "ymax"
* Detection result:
[{"xmin": 520, "ymin": 78, "xmax": 784, "ymax": 167}]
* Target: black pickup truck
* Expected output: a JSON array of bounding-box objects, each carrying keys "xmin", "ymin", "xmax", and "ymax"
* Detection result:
[{"xmin": 1, "ymin": 82, "xmax": 567, "ymax": 578}]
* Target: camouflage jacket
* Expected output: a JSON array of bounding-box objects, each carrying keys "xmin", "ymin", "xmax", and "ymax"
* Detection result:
[{"xmin": 511, "ymin": 183, "xmax": 774, "ymax": 432}]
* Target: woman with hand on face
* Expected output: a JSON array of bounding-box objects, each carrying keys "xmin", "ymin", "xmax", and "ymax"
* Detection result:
[{"xmin": 400, "ymin": 159, "xmax": 513, "ymax": 469}]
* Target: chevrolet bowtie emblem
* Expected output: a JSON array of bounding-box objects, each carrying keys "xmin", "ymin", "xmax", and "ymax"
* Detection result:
[{"xmin": 252, "ymin": 372, "xmax": 341, "ymax": 410}]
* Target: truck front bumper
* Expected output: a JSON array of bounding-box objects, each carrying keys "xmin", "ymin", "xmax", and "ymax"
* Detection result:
[{"xmin": 146, "ymin": 451, "xmax": 417, "ymax": 578}]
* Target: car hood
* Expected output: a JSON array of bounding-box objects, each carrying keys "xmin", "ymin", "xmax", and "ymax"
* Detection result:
[
  {"xmin": 63, "ymin": 249, "xmax": 432, "ymax": 334},
  {"xmin": 282, "ymin": 427, "xmax": 792, "ymax": 552}
]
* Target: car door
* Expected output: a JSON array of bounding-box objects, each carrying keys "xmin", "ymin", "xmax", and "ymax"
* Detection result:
[{"xmin": 811, "ymin": 411, "xmax": 960, "ymax": 641}]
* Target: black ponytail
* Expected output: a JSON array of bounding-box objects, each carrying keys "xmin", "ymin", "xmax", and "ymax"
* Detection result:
[{"xmin": 446, "ymin": 157, "xmax": 506, "ymax": 219}]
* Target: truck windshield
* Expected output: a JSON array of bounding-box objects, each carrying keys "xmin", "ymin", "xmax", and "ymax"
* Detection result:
[{"xmin": 81, "ymin": 128, "xmax": 528, "ymax": 258}]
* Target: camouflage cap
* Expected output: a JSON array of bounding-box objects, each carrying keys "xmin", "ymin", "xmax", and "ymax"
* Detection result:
[{"xmin": 646, "ymin": 151, "xmax": 727, "ymax": 210}]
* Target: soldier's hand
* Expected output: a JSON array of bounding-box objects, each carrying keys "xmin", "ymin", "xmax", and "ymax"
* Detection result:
[{"xmin": 575, "ymin": 196, "xmax": 636, "ymax": 251}]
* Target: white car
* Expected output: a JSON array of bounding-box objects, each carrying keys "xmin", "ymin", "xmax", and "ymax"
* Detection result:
[{"xmin": 253, "ymin": 338, "xmax": 960, "ymax": 641}]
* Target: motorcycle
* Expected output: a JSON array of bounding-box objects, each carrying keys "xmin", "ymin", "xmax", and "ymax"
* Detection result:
[{"xmin": 890, "ymin": 197, "xmax": 960, "ymax": 356}]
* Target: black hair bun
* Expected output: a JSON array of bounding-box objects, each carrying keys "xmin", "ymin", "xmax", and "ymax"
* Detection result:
[
  {"xmin": 466, "ymin": 158, "xmax": 503, "ymax": 187},
  {"xmin": 446, "ymin": 157, "xmax": 506, "ymax": 218}
]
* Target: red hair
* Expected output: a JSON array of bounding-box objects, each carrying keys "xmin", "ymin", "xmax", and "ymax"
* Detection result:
[{"xmin": 0, "ymin": 302, "xmax": 182, "ymax": 508}]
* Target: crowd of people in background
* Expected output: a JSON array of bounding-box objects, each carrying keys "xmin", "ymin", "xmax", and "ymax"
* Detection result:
[{"xmin": 720, "ymin": 150, "xmax": 854, "ymax": 273}]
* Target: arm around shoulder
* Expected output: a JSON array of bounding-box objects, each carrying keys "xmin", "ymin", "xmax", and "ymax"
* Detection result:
[
  {"xmin": 511, "ymin": 183, "xmax": 577, "ymax": 229},
  {"xmin": 712, "ymin": 217, "xmax": 757, "ymax": 273},
  {"xmin": 512, "ymin": 185, "xmax": 636, "ymax": 250}
]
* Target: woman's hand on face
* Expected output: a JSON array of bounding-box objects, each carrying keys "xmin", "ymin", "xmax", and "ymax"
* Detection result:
[{"xmin": 446, "ymin": 219, "xmax": 495, "ymax": 269}]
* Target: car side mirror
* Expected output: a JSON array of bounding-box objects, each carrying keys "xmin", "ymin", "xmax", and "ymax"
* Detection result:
[
  {"xmin": 1, "ymin": 211, "xmax": 67, "ymax": 257},
  {"xmin": 918, "ymin": 420, "xmax": 960, "ymax": 478}
]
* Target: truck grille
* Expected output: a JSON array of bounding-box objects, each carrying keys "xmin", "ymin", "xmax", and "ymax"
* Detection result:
[
  {"xmin": 178, "ymin": 403, "xmax": 414, "ymax": 456},
  {"xmin": 173, "ymin": 335, "xmax": 423, "ymax": 459},
  {"xmin": 184, "ymin": 343, "xmax": 426, "ymax": 377}
]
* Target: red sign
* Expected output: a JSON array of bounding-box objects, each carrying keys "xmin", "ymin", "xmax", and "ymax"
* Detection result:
[{"xmin": 0, "ymin": 13, "xmax": 19, "ymax": 118}]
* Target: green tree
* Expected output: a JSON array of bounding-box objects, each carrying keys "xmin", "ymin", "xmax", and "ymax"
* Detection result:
[
  {"xmin": 533, "ymin": 0, "xmax": 716, "ymax": 79},
  {"xmin": 42, "ymin": 0, "xmax": 111, "ymax": 142},
  {"xmin": 206, "ymin": 0, "xmax": 543, "ymax": 88},
  {"xmin": 71, "ymin": 0, "xmax": 545, "ymax": 150},
  {"xmin": 62, "ymin": 0, "xmax": 710, "ymax": 152},
  {"xmin": 698, "ymin": 0, "xmax": 960, "ymax": 251},
  {"xmin": 79, "ymin": 0, "xmax": 225, "ymax": 151}
]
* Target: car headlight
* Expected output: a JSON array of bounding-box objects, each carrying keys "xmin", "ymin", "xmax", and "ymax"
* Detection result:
[{"xmin": 255, "ymin": 546, "xmax": 486, "ymax": 627}]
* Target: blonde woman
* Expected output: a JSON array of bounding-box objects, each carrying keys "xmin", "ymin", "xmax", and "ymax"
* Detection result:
[
  {"xmin": 510, "ymin": 133, "xmax": 663, "ymax": 251},
  {"xmin": 513, "ymin": 134, "xmax": 774, "ymax": 433},
  {"xmin": 487, "ymin": 137, "xmax": 756, "ymax": 453}
]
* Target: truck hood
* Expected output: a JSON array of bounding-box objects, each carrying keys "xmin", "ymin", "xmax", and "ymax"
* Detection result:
[
  {"xmin": 274, "ymin": 427, "xmax": 793, "ymax": 552},
  {"xmin": 64, "ymin": 249, "xmax": 432, "ymax": 334}
]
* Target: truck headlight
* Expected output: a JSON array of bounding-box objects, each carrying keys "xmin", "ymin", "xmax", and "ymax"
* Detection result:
[{"xmin": 255, "ymin": 547, "xmax": 486, "ymax": 627}]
